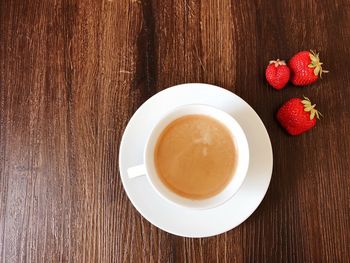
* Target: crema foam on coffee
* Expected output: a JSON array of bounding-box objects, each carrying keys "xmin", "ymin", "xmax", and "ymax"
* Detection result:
[{"xmin": 154, "ymin": 115, "xmax": 237, "ymax": 200}]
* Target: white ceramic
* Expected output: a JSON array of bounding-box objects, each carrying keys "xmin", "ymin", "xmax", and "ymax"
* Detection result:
[
  {"xmin": 119, "ymin": 83, "xmax": 273, "ymax": 238},
  {"xmin": 127, "ymin": 104, "xmax": 249, "ymax": 210}
]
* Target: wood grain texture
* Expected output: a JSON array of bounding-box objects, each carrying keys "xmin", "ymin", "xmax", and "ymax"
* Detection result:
[{"xmin": 1, "ymin": 0, "xmax": 350, "ymax": 262}]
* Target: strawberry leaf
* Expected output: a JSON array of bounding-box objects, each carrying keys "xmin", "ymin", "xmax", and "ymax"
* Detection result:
[
  {"xmin": 310, "ymin": 110, "xmax": 316, "ymax": 120},
  {"xmin": 314, "ymin": 67, "xmax": 321, "ymax": 76},
  {"xmin": 315, "ymin": 111, "xmax": 320, "ymax": 119}
]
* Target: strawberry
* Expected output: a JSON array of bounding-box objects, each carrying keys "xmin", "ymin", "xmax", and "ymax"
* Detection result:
[
  {"xmin": 276, "ymin": 96, "xmax": 322, "ymax": 135},
  {"xmin": 265, "ymin": 59, "xmax": 290, "ymax": 90},
  {"xmin": 288, "ymin": 50, "xmax": 328, "ymax": 86}
]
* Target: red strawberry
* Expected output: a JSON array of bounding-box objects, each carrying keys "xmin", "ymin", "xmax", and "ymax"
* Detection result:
[
  {"xmin": 265, "ymin": 59, "xmax": 290, "ymax": 90},
  {"xmin": 276, "ymin": 97, "xmax": 322, "ymax": 135},
  {"xmin": 289, "ymin": 50, "xmax": 328, "ymax": 86}
]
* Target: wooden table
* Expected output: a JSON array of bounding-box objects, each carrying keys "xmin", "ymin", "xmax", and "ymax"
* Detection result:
[{"xmin": 1, "ymin": 0, "xmax": 349, "ymax": 262}]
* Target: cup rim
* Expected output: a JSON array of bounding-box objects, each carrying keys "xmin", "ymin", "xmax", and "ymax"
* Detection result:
[{"xmin": 143, "ymin": 104, "xmax": 250, "ymax": 210}]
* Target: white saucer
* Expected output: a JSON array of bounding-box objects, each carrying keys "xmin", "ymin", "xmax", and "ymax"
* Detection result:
[{"xmin": 119, "ymin": 83, "xmax": 273, "ymax": 238}]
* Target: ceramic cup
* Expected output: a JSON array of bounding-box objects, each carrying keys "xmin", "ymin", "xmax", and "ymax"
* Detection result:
[{"xmin": 127, "ymin": 104, "xmax": 249, "ymax": 210}]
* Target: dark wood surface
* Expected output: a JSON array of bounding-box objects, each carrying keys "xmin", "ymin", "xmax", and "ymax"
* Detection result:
[{"xmin": 1, "ymin": 0, "xmax": 350, "ymax": 262}]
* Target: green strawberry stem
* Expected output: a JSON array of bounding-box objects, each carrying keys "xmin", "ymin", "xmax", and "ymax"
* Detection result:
[
  {"xmin": 269, "ymin": 59, "xmax": 286, "ymax": 67},
  {"xmin": 308, "ymin": 50, "xmax": 329, "ymax": 78},
  {"xmin": 302, "ymin": 96, "xmax": 323, "ymax": 120}
]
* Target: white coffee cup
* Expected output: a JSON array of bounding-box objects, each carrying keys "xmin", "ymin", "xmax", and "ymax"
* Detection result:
[{"xmin": 127, "ymin": 104, "xmax": 249, "ymax": 210}]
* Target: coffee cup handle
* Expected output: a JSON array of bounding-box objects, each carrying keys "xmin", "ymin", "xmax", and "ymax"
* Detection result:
[{"xmin": 127, "ymin": 164, "xmax": 147, "ymax": 178}]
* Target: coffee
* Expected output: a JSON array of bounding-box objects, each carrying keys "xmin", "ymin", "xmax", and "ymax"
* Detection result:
[{"xmin": 154, "ymin": 114, "xmax": 237, "ymax": 200}]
